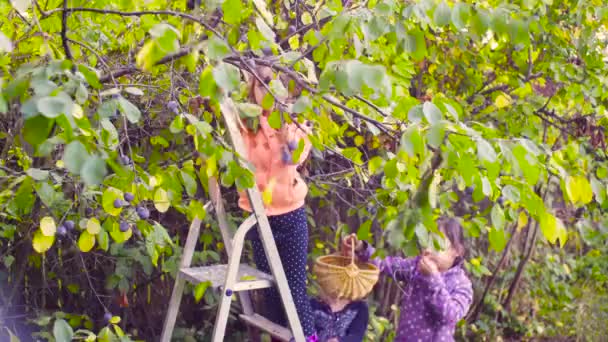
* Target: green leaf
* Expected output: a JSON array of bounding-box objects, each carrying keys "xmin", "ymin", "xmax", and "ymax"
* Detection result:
[
  {"xmin": 357, "ymin": 220, "xmax": 372, "ymax": 241},
  {"xmin": 342, "ymin": 147, "xmax": 363, "ymax": 164},
  {"xmin": 26, "ymin": 168, "xmax": 49, "ymax": 180},
  {"xmin": 97, "ymin": 229, "xmax": 109, "ymax": 252},
  {"xmin": 63, "ymin": 141, "xmax": 89, "ymax": 175},
  {"xmin": 223, "ymin": 0, "xmax": 244, "ymax": 24},
  {"xmin": 451, "ymin": 2, "xmax": 470, "ymax": 30},
  {"xmin": 0, "ymin": 94, "xmax": 8, "ymax": 114},
  {"xmin": 292, "ymin": 96, "xmax": 312, "ymax": 113},
  {"xmin": 180, "ymin": 170, "xmax": 198, "ymax": 197},
  {"xmin": 194, "ymin": 281, "xmax": 211, "ymax": 303},
  {"xmin": 488, "ymin": 227, "xmax": 507, "ymax": 252},
  {"xmin": 491, "ymin": 204, "xmax": 505, "ymax": 230},
  {"xmin": 255, "ymin": 17, "xmax": 276, "ymax": 42},
  {"xmin": 33, "ymin": 229, "xmax": 55, "ymax": 254},
  {"xmin": 477, "ymin": 139, "xmax": 497, "ymax": 163},
  {"xmin": 53, "ymin": 319, "xmax": 74, "ymax": 342},
  {"xmin": 154, "ymin": 188, "xmax": 170, "ymax": 213},
  {"xmin": 236, "ymin": 103, "xmax": 263, "ymax": 118},
  {"xmin": 502, "ymin": 185, "xmax": 520, "ymax": 203},
  {"xmin": 403, "ymin": 29, "xmax": 427, "ymax": 61},
  {"xmin": 423, "ymin": 102, "xmax": 442, "ymax": 124},
  {"xmin": 170, "ymin": 115, "xmax": 184, "ymax": 133},
  {"xmin": 213, "ymin": 62, "xmax": 240, "ymax": 92},
  {"xmin": 400, "ymin": 125, "xmax": 424, "ymax": 157},
  {"xmin": 267, "ymin": 111, "xmax": 282, "ymax": 129},
  {"xmin": 37, "ymin": 95, "xmax": 73, "ymax": 118},
  {"xmin": 78, "ymin": 231, "xmax": 96, "ymax": 252},
  {"xmin": 97, "ymin": 327, "xmax": 117, "ymax": 342},
  {"xmin": 80, "ymin": 157, "xmax": 107, "ymax": 186},
  {"xmin": 24, "ymin": 115, "xmax": 54, "ymax": 147},
  {"xmin": 368, "ymin": 156, "xmax": 384, "ymax": 175},
  {"xmin": 78, "ymin": 65, "xmax": 102, "ymax": 89},
  {"xmin": 433, "ymin": 2, "xmax": 451, "ymax": 27},
  {"xmin": 269, "ymin": 79, "xmax": 288, "ymax": 99},
  {"xmin": 40, "ymin": 216, "xmax": 56, "ymax": 236},
  {"xmin": 408, "ymin": 104, "xmax": 423, "ymax": 124},
  {"xmin": 118, "ymin": 97, "xmax": 142, "ymax": 123},
  {"xmin": 199, "ymin": 66, "xmax": 218, "ymax": 99},
  {"xmin": 208, "ymin": 35, "xmax": 231, "ymax": 60}
]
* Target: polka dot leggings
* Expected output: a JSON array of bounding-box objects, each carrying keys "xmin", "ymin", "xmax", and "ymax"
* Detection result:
[{"xmin": 250, "ymin": 207, "xmax": 316, "ymax": 338}]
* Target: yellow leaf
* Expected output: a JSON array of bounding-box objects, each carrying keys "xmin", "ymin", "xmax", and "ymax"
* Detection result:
[
  {"xmin": 540, "ymin": 212, "xmax": 567, "ymax": 247},
  {"xmin": 135, "ymin": 41, "xmax": 156, "ymax": 71},
  {"xmin": 494, "ymin": 93, "xmax": 512, "ymax": 109},
  {"xmin": 262, "ymin": 178, "xmax": 276, "ymax": 205},
  {"xmin": 149, "ymin": 176, "xmax": 158, "ymax": 187},
  {"xmin": 109, "ymin": 221, "xmax": 132, "ymax": 244},
  {"xmin": 40, "ymin": 216, "xmax": 56, "ymax": 236},
  {"xmin": 86, "ymin": 218, "xmax": 101, "ymax": 235},
  {"xmin": 33, "ymin": 229, "xmax": 55, "ymax": 253},
  {"xmin": 566, "ymin": 176, "xmax": 593, "ymax": 205},
  {"xmin": 102, "ymin": 187, "xmax": 123, "ymax": 217},
  {"xmin": 154, "ymin": 188, "xmax": 170, "ymax": 213},
  {"xmin": 470, "ymin": 257, "xmax": 481, "ymax": 267},
  {"xmin": 288, "ymin": 35, "xmax": 299, "ymax": 50},
  {"xmin": 517, "ymin": 211, "xmax": 528, "ymax": 231},
  {"xmin": 252, "ymin": 0, "xmax": 274, "ymax": 25},
  {"xmin": 78, "ymin": 231, "xmax": 96, "ymax": 252},
  {"xmin": 72, "ymin": 104, "xmax": 84, "ymax": 119}
]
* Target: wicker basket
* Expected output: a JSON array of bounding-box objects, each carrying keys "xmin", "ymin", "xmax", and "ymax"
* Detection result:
[{"xmin": 313, "ymin": 242, "xmax": 380, "ymax": 301}]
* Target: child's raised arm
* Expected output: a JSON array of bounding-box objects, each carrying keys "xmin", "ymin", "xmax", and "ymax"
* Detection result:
[
  {"xmin": 341, "ymin": 235, "xmax": 417, "ymax": 282},
  {"xmin": 419, "ymin": 260, "xmax": 473, "ymax": 324}
]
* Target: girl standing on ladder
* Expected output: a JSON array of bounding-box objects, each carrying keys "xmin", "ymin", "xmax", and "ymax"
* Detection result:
[{"xmin": 238, "ymin": 64, "xmax": 317, "ymax": 342}]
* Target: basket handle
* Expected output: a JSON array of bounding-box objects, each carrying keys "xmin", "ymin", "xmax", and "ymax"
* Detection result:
[{"xmin": 349, "ymin": 236, "xmax": 356, "ymax": 266}]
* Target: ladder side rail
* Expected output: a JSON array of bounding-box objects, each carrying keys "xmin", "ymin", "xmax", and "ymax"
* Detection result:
[
  {"xmin": 209, "ymin": 177, "xmax": 257, "ymax": 317},
  {"xmin": 211, "ymin": 213, "xmax": 258, "ymax": 342},
  {"xmin": 160, "ymin": 207, "xmax": 209, "ymax": 342},
  {"xmin": 220, "ymin": 97, "xmax": 306, "ymax": 342}
]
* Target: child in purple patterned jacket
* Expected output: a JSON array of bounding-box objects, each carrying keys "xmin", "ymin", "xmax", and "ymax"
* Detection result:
[{"xmin": 341, "ymin": 218, "xmax": 473, "ymax": 342}]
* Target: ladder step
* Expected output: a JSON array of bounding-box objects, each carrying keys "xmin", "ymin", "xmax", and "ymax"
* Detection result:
[
  {"xmin": 180, "ymin": 264, "xmax": 274, "ymax": 291},
  {"xmin": 240, "ymin": 313, "xmax": 293, "ymax": 342}
]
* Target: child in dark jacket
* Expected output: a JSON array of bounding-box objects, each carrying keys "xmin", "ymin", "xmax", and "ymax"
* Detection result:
[
  {"xmin": 310, "ymin": 242, "xmax": 376, "ymax": 342},
  {"xmin": 310, "ymin": 293, "xmax": 368, "ymax": 342},
  {"xmin": 342, "ymin": 218, "xmax": 473, "ymax": 342}
]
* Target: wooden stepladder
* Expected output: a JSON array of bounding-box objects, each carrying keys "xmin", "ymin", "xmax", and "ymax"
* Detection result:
[{"xmin": 160, "ymin": 97, "xmax": 305, "ymax": 342}]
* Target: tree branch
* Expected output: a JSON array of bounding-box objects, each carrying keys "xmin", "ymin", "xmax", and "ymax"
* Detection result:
[
  {"xmin": 43, "ymin": 7, "xmax": 222, "ymax": 38},
  {"xmin": 246, "ymin": 57, "xmax": 396, "ymax": 137},
  {"xmin": 98, "ymin": 41, "xmax": 206, "ymax": 82},
  {"xmin": 60, "ymin": 0, "xmax": 73, "ymax": 60}
]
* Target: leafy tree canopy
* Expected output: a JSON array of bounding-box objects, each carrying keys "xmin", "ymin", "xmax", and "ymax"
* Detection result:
[{"xmin": 1, "ymin": 0, "xmax": 607, "ymax": 340}]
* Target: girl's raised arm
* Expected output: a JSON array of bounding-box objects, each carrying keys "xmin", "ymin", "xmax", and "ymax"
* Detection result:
[{"xmin": 355, "ymin": 241, "xmax": 417, "ymax": 282}]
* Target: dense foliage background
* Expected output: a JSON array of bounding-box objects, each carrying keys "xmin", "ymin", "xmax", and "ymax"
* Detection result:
[{"xmin": 1, "ymin": 0, "xmax": 607, "ymax": 341}]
